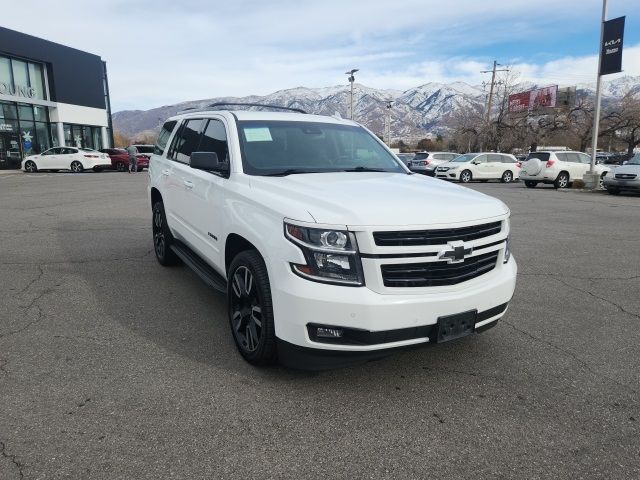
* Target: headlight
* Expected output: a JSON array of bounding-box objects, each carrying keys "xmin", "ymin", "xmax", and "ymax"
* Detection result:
[
  {"xmin": 285, "ymin": 222, "xmax": 364, "ymax": 286},
  {"xmin": 449, "ymin": 165, "xmax": 459, "ymax": 170}
]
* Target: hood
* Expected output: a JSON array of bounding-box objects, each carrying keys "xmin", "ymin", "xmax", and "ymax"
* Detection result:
[
  {"xmin": 437, "ymin": 161, "xmax": 467, "ymax": 169},
  {"xmin": 611, "ymin": 164, "xmax": 640, "ymax": 175},
  {"xmin": 249, "ymin": 172, "xmax": 508, "ymax": 227}
]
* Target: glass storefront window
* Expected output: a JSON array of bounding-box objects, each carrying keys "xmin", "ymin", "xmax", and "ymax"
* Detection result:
[
  {"xmin": 1, "ymin": 102, "xmax": 18, "ymax": 120},
  {"xmin": 50, "ymin": 124, "xmax": 59, "ymax": 147},
  {"xmin": 92, "ymin": 127, "xmax": 102, "ymax": 150},
  {"xmin": 0, "ymin": 57, "xmax": 12, "ymax": 86},
  {"xmin": 11, "ymin": 59, "xmax": 29, "ymax": 91},
  {"xmin": 64, "ymin": 124, "xmax": 72, "ymax": 146},
  {"xmin": 18, "ymin": 104, "xmax": 34, "ymax": 121},
  {"xmin": 33, "ymin": 105, "xmax": 48, "ymax": 122},
  {"xmin": 34, "ymin": 122, "xmax": 51, "ymax": 153},
  {"xmin": 82, "ymin": 126, "xmax": 92, "ymax": 149},
  {"xmin": 27, "ymin": 63, "xmax": 46, "ymax": 100}
]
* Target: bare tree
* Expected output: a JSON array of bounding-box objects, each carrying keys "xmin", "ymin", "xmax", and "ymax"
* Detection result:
[{"xmin": 601, "ymin": 91, "xmax": 640, "ymax": 156}]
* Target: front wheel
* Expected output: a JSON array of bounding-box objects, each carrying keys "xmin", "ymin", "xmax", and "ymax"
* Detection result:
[
  {"xmin": 152, "ymin": 201, "xmax": 180, "ymax": 266},
  {"xmin": 24, "ymin": 160, "xmax": 37, "ymax": 173},
  {"xmin": 70, "ymin": 160, "xmax": 84, "ymax": 173},
  {"xmin": 459, "ymin": 170, "xmax": 472, "ymax": 183},
  {"xmin": 554, "ymin": 172, "xmax": 569, "ymax": 189},
  {"xmin": 116, "ymin": 162, "xmax": 126, "ymax": 172},
  {"xmin": 501, "ymin": 170, "xmax": 514, "ymax": 183},
  {"xmin": 228, "ymin": 250, "xmax": 277, "ymax": 365},
  {"xmin": 524, "ymin": 180, "xmax": 538, "ymax": 188}
]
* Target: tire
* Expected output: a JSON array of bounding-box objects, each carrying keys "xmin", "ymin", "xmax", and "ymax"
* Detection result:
[
  {"xmin": 70, "ymin": 160, "xmax": 84, "ymax": 173},
  {"xmin": 228, "ymin": 250, "xmax": 277, "ymax": 365},
  {"xmin": 606, "ymin": 188, "xmax": 620, "ymax": 195},
  {"xmin": 137, "ymin": 166, "xmax": 144, "ymax": 172},
  {"xmin": 459, "ymin": 169, "xmax": 472, "ymax": 183},
  {"xmin": 24, "ymin": 160, "xmax": 37, "ymax": 173},
  {"xmin": 501, "ymin": 170, "xmax": 514, "ymax": 183},
  {"xmin": 524, "ymin": 180, "xmax": 538, "ymax": 188},
  {"xmin": 152, "ymin": 201, "xmax": 180, "ymax": 266},
  {"xmin": 93, "ymin": 166, "xmax": 103, "ymax": 172},
  {"xmin": 554, "ymin": 172, "xmax": 569, "ymax": 189},
  {"xmin": 116, "ymin": 162, "xmax": 126, "ymax": 172}
]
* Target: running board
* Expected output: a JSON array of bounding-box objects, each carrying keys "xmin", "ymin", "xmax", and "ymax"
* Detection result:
[{"xmin": 170, "ymin": 242, "xmax": 227, "ymax": 293}]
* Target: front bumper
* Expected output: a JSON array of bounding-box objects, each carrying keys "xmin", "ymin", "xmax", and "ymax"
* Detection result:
[
  {"xmin": 435, "ymin": 169, "xmax": 460, "ymax": 180},
  {"xmin": 603, "ymin": 177, "xmax": 640, "ymax": 190},
  {"xmin": 270, "ymin": 253, "xmax": 517, "ymax": 362}
]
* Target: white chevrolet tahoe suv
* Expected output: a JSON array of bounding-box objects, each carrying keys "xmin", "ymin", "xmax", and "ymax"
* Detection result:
[{"xmin": 148, "ymin": 104, "xmax": 517, "ymax": 370}]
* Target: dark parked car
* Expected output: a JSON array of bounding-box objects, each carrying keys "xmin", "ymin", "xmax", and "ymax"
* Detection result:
[{"xmin": 99, "ymin": 148, "xmax": 149, "ymax": 172}]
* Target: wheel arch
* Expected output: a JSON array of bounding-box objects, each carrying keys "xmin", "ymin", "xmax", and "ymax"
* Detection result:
[
  {"xmin": 225, "ymin": 233, "xmax": 262, "ymax": 275},
  {"xmin": 150, "ymin": 187, "xmax": 162, "ymax": 208}
]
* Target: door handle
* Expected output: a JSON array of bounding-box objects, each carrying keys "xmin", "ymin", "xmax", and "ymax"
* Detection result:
[
  {"xmin": 183, "ymin": 180, "xmax": 194, "ymax": 189},
  {"xmin": 161, "ymin": 169, "xmax": 170, "ymax": 176}
]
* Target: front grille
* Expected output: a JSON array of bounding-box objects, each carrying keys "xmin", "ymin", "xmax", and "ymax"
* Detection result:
[
  {"xmin": 615, "ymin": 173, "xmax": 637, "ymax": 180},
  {"xmin": 381, "ymin": 251, "xmax": 498, "ymax": 287},
  {"xmin": 437, "ymin": 167, "xmax": 450, "ymax": 172},
  {"xmin": 374, "ymin": 221, "xmax": 501, "ymax": 247}
]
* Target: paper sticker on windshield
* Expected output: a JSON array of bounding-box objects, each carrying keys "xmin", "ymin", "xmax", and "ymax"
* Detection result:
[{"xmin": 244, "ymin": 127, "xmax": 272, "ymax": 142}]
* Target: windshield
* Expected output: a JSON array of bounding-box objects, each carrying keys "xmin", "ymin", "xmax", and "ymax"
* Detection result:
[
  {"xmin": 135, "ymin": 145, "xmax": 154, "ymax": 154},
  {"xmin": 628, "ymin": 154, "xmax": 640, "ymax": 165},
  {"xmin": 237, "ymin": 121, "xmax": 405, "ymax": 176},
  {"xmin": 452, "ymin": 153, "xmax": 477, "ymax": 163}
]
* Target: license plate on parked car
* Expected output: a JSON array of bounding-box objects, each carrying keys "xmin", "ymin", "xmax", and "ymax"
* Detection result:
[{"xmin": 436, "ymin": 310, "xmax": 477, "ymax": 343}]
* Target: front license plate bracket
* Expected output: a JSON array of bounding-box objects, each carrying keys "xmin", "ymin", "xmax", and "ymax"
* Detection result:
[{"xmin": 437, "ymin": 310, "xmax": 477, "ymax": 343}]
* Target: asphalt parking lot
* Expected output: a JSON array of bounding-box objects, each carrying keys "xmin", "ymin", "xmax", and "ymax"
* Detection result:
[{"xmin": 0, "ymin": 171, "xmax": 639, "ymax": 479}]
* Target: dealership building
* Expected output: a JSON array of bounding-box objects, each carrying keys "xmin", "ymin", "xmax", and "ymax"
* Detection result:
[{"xmin": 0, "ymin": 26, "xmax": 113, "ymax": 169}]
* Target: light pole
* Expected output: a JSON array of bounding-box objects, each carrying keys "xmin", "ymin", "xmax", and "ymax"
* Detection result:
[
  {"xmin": 385, "ymin": 100, "xmax": 393, "ymax": 145},
  {"xmin": 345, "ymin": 69, "xmax": 358, "ymax": 119}
]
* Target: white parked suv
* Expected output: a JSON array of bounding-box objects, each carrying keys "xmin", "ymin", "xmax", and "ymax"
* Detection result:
[
  {"xmin": 148, "ymin": 104, "xmax": 517, "ymax": 369},
  {"xmin": 435, "ymin": 153, "xmax": 520, "ymax": 183},
  {"xmin": 520, "ymin": 151, "xmax": 610, "ymax": 188}
]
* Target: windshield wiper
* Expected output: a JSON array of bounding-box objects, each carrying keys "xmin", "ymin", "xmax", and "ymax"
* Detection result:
[
  {"xmin": 341, "ymin": 166, "xmax": 389, "ymax": 173},
  {"xmin": 263, "ymin": 169, "xmax": 326, "ymax": 177}
]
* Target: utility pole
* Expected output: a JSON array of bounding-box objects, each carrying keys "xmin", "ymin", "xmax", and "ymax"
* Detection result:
[
  {"xmin": 480, "ymin": 61, "xmax": 509, "ymax": 122},
  {"xmin": 345, "ymin": 69, "xmax": 359, "ymax": 120},
  {"xmin": 589, "ymin": 0, "xmax": 608, "ymax": 176},
  {"xmin": 385, "ymin": 100, "xmax": 393, "ymax": 145}
]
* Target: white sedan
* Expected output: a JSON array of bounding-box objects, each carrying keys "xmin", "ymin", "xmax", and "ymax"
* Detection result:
[{"xmin": 22, "ymin": 147, "xmax": 111, "ymax": 173}]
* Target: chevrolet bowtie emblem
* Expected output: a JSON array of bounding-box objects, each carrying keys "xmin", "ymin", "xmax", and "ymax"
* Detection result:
[{"xmin": 439, "ymin": 241, "xmax": 472, "ymax": 263}]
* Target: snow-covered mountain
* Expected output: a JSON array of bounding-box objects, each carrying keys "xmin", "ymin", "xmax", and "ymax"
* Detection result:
[{"xmin": 113, "ymin": 76, "xmax": 640, "ymax": 141}]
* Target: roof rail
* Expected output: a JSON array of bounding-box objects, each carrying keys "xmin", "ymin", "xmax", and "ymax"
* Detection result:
[{"xmin": 177, "ymin": 103, "xmax": 307, "ymax": 115}]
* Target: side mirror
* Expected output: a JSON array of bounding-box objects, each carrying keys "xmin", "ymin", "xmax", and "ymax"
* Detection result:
[
  {"xmin": 471, "ymin": 161, "xmax": 479, "ymax": 165},
  {"xmin": 190, "ymin": 151, "xmax": 229, "ymax": 174},
  {"xmin": 623, "ymin": 160, "xmax": 629, "ymax": 165}
]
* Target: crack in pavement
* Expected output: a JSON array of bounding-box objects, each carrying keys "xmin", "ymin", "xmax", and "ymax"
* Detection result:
[
  {"xmin": 518, "ymin": 272, "xmax": 640, "ymax": 282},
  {"xmin": 501, "ymin": 319, "xmax": 635, "ymax": 393},
  {"xmin": 0, "ymin": 291, "xmax": 48, "ymax": 340},
  {"xmin": 0, "ymin": 441, "xmax": 24, "ymax": 480},
  {"xmin": 18, "ymin": 264, "xmax": 44, "ymax": 295},
  {"xmin": 0, "ymin": 249, "xmax": 154, "ymax": 267},
  {"xmin": 549, "ymin": 276, "xmax": 640, "ymax": 320}
]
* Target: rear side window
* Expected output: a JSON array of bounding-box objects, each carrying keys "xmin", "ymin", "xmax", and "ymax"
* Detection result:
[
  {"xmin": 500, "ymin": 155, "xmax": 515, "ymax": 163},
  {"xmin": 170, "ymin": 119, "xmax": 204, "ymax": 164},
  {"xmin": 577, "ymin": 153, "xmax": 591, "ymax": 164},
  {"xmin": 154, "ymin": 120, "xmax": 177, "ymax": 156},
  {"xmin": 487, "ymin": 154, "xmax": 502, "ymax": 162},
  {"xmin": 564, "ymin": 153, "xmax": 581, "ymax": 163},
  {"xmin": 197, "ymin": 119, "xmax": 229, "ymax": 163},
  {"xmin": 526, "ymin": 152, "xmax": 550, "ymax": 162}
]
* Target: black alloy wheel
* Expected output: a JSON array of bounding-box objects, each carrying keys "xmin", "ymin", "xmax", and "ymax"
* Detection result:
[
  {"xmin": 152, "ymin": 201, "xmax": 180, "ymax": 266},
  {"xmin": 70, "ymin": 160, "xmax": 84, "ymax": 173},
  {"xmin": 228, "ymin": 251, "xmax": 276, "ymax": 365},
  {"xmin": 116, "ymin": 162, "xmax": 126, "ymax": 172}
]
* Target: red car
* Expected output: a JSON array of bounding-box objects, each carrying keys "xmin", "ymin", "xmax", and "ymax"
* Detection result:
[{"xmin": 99, "ymin": 148, "xmax": 149, "ymax": 172}]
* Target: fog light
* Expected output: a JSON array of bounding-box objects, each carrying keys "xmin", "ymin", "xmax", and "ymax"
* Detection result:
[
  {"xmin": 504, "ymin": 236, "xmax": 511, "ymax": 263},
  {"xmin": 316, "ymin": 327, "xmax": 343, "ymax": 338}
]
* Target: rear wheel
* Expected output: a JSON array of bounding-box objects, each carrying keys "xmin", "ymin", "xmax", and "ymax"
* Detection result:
[
  {"xmin": 524, "ymin": 180, "xmax": 538, "ymax": 188},
  {"xmin": 554, "ymin": 172, "xmax": 569, "ymax": 189},
  {"xmin": 501, "ymin": 170, "xmax": 514, "ymax": 183},
  {"xmin": 70, "ymin": 161, "xmax": 84, "ymax": 173},
  {"xmin": 459, "ymin": 170, "xmax": 472, "ymax": 183},
  {"xmin": 152, "ymin": 201, "xmax": 180, "ymax": 266},
  {"xmin": 116, "ymin": 162, "xmax": 126, "ymax": 172},
  {"xmin": 24, "ymin": 160, "xmax": 37, "ymax": 173},
  {"xmin": 93, "ymin": 166, "xmax": 103, "ymax": 172},
  {"xmin": 228, "ymin": 250, "xmax": 277, "ymax": 365}
]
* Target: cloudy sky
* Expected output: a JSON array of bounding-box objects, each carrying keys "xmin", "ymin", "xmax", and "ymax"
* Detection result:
[{"xmin": 3, "ymin": 0, "xmax": 639, "ymax": 111}]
